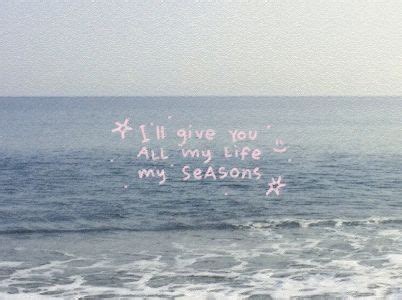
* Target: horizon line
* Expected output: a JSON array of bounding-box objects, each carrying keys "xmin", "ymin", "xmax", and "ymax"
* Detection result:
[{"xmin": 1, "ymin": 95, "xmax": 401, "ymax": 98}]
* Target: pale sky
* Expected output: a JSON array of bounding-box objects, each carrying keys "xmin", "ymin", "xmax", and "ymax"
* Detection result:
[{"xmin": 1, "ymin": 0, "xmax": 402, "ymax": 96}]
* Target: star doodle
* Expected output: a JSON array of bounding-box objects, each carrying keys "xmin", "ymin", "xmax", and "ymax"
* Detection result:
[
  {"xmin": 112, "ymin": 118, "xmax": 133, "ymax": 139},
  {"xmin": 266, "ymin": 176, "xmax": 286, "ymax": 196}
]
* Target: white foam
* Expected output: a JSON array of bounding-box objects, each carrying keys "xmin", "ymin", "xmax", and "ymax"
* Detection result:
[
  {"xmin": 0, "ymin": 261, "xmax": 23, "ymax": 267},
  {"xmin": 0, "ymin": 293, "xmax": 54, "ymax": 300}
]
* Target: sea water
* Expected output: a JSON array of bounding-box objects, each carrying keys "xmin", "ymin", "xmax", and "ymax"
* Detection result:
[{"xmin": 0, "ymin": 97, "xmax": 401, "ymax": 299}]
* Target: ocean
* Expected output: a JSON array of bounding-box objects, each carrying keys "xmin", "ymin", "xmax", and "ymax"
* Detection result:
[{"xmin": 0, "ymin": 97, "xmax": 401, "ymax": 299}]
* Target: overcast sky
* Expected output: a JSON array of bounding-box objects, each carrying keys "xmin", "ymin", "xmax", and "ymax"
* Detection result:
[{"xmin": 1, "ymin": 0, "xmax": 402, "ymax": 96}]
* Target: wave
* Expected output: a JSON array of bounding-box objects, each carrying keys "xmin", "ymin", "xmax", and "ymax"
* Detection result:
[
  {"xmin": 1, "ymin": 217, "xmax": 401, "ymax": 235},
  {"xmin": 0, "ymin": 223, "xmax": 239, "ymax": 235},
  {"xmin": 239, "ymin": 217, "xmax": 402, "ymax": 230}
]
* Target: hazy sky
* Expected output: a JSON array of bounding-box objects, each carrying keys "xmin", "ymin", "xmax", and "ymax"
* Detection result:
[{"xmin": 1, "ymin": 0, "xmax": 402, "ymax": 96}]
